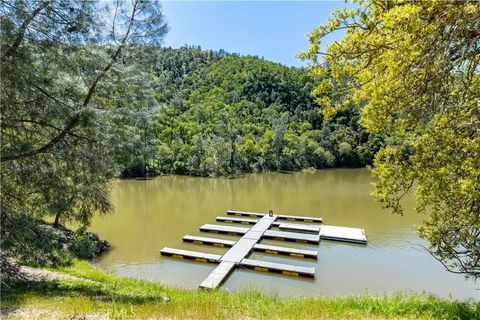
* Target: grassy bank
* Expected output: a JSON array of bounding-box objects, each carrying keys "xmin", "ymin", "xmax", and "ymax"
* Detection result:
[{"xmin": 1, "ymin": 260, "xmax": 478, "ymax": 319}]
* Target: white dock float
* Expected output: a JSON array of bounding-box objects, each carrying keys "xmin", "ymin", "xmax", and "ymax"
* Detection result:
[{"xmin": 320, "ymin": 225, "xmax": 367, "ymax": 244}]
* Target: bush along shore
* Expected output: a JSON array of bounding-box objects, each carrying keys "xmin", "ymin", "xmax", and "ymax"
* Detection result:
[
  {"xmin": 0, "ymin": 219, "xmax": 110, "ymax": 283},
  {"xmin": 1, "ymin": 259, "xmax": 478, "ymax": 320}
]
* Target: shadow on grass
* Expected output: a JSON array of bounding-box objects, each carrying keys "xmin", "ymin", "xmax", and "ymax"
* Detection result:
[
  {"xmin": 1, "ymin": 279, "xmax": 479, "ymax": 320},
  {"xmin": 1, "ymin": 278, "xmax": 168, "ymax": 314}
]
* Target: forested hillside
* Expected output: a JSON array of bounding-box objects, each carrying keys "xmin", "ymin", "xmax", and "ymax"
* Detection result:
[{"xmin": 121, "ymin": 46, "xmax": 383, "ymax": 177}]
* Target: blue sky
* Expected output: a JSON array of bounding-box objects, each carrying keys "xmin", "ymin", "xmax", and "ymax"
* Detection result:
[{"xmin": 161, "ymin": 1, "xmax": 355, "ymax": 67}]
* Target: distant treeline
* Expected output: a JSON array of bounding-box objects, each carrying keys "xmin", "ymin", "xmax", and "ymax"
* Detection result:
[{"xmin": 118, "ymin": 46, "xmax": 383, "ymax": 177}]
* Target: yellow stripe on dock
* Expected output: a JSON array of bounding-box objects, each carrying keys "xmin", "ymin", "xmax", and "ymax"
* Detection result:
[
  {"xmin": 254, "ymin": 266, "xmax": 269, "ymax": 272},
  {"xmin": 290, "ymin": 253, "xmax": 304, "ymax": 257}
]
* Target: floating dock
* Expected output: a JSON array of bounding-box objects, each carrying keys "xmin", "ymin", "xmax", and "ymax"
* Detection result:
[{"xmin": 160, "ymin": 209, "xmax": 367, "ymax": 289}]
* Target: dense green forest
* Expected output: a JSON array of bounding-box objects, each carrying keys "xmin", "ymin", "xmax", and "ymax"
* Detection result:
[{"xmin": 120, "ymin": 46, "xmax": 383, "ymax": 177}]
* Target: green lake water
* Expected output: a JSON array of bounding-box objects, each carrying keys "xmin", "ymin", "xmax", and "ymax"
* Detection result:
[{"xmin": 90, "ymin": 169, "xmax": 478, "ymax": 300}]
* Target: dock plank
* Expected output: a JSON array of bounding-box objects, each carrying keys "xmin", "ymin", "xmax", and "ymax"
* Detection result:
[
  {"xmin": 240, "ymin": 258, "xmax": 315, "ymax": 278},
  {"xmin": 216, "ymin": 216, "xmax": 258, "ymax": 225},
  {"xmin": 277, "ymin": 223, "xmax": 320, "ymax": 234},
  {"xmin": 276, "ymin": 214, "xmax": 323, "ymax": 223},
  {"xmin": 253, "ymin": 244, "xmax": 317, "ymax": 259},
  {"xmin": 227, "ymin": 210, "xmax": 265, "ymax": 218},
  {"xmin": 182, "ymin": 235, "xmax": 236, "ymax": 247},
  {"xmin": 263, "ymin": 230, "xmax": 320, "ymax": 244},
  {"xmin": 160, "ymin": 247, "xmax": 221, "ymax": 263},
  {"xmin": 320, "ymin": 225, "xmax": 367, "ymax": 244},
  {"xmin": 199, "ymin": 224, "xmax": 249, "ymax": 235}
]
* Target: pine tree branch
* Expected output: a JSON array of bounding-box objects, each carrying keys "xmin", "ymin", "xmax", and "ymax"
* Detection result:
[
  {"xmin": 1, "ymin": 0, "xmax": 140, "ymax": 162},
  {"xmin": 1, "ymin": 1, "xmax": 51, "ymax": 62}
]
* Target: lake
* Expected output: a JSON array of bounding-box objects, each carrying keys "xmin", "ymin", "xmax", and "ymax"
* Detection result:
[{"xmin": 90, "ymin": 169, "xmax": 478, "ymax": 300}]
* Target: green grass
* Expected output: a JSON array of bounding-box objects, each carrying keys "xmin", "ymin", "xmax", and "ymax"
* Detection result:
[{"xmin": 1, "ymin": 260, "xmax": 479, "ymax": 319}]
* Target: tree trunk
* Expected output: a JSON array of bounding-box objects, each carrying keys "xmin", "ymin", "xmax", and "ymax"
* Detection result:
[{"xmin": 53, "ymin": 212, "xmax": 61, "ymax": 228}]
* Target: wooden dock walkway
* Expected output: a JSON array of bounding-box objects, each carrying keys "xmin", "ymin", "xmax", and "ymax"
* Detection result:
[{"xmin": 200, "ymin": 215, "xmax": 277, "ymax": 289}]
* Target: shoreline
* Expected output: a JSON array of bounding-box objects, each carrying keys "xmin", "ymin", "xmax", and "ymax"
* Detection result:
[{"xmin": 1, "ymin": 260, "xmax": 478, "ymax": 319}]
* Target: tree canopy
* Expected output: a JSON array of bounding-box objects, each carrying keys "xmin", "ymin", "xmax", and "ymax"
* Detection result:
[
  {"xmin": 122, "ymin": 47, "xmax": 383, "ymax": 177},
  {"xmin": 300, "ymin": 0, "xmax": 480, "ymax": 278},
  {"xmin": 0, "ymin": 0, "xmax": 168, "ymax": 277}
]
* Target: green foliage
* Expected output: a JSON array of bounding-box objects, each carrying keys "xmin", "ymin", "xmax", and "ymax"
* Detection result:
[
  {"xmin": 0, "ymin": 0, "xmax": 167, "ymax": 274},
  {"xmin": 0, "ymin": 215, "xmax": 106, "ymax": 271},
  {"xmin": 301, "ymin": 0, "xmax": 480, "ymax": 278},
  {"xmin": 140, "ymin": 48, "xmax": 382, "ymax": 176}
]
